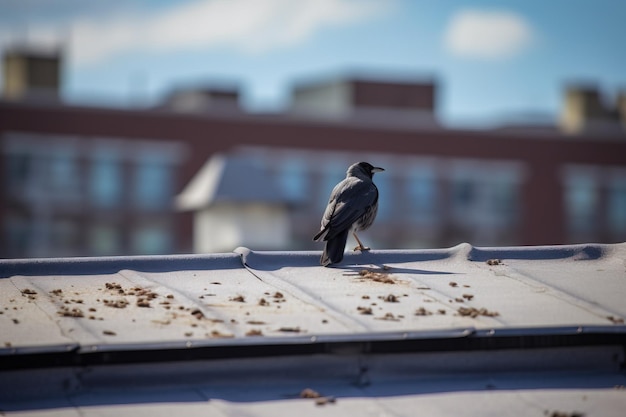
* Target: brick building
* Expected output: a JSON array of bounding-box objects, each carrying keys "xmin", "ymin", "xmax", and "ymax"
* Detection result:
[{"xmin": 1, "ymin": 48, "xmax": 625, "ymax": 258}]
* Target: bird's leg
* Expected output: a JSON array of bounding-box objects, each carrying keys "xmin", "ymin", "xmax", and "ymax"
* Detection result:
[{"xmin": 353, "ymin": 232, "xmax": 370, "ymax": 252}]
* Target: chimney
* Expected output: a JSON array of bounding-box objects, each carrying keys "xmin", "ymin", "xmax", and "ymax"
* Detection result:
[
  {"xmin": 559, "ymin": 85, "xmax": 622, "ymax": 134},
  {"xmin": 3, "ymin": 46, "xmax": 62, "ymax": 102}
]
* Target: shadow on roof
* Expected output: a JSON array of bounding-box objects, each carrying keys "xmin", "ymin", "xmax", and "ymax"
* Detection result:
[
  {"xmin": 236, "ymin": 247, "xmax": 454, "ymax": 271},
  {"xmin": 1, "ymin": 242, "xmax": 612, "ymax": 278},
  {"xmin": 340, "ymin": 265, "xmax": 457, "ymax": 276}
]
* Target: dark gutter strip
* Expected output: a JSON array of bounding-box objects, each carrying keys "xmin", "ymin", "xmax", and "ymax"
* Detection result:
[{"xmin": 1, "ymin": 326, "xmax": 625, "ymax": 371}]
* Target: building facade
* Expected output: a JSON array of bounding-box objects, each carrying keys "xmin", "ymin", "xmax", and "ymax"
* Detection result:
[
  {"xmin": 1, "ymin": 49, "xmax": 625, "ymax": 257},
  {"xmin": 2, "ymin": 98, "xmax": 625, "ymax": 258}
]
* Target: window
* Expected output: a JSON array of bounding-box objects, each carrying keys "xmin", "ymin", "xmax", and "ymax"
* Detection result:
[
  {"xmin": 453, "ymin": 178, "xmax": 476, "ymax": 209},
  {"xmin": 406, "ymin": 166, "xmax": 438, "ymax": 225},
  {"xmin": 3, "ymin": 134, "xmax": 37, "ymax": 195},
  {"xmin": 90, "ymin": 150, "xmax": 123, "ymax": 208},
  {"xmin": 408, "ymin": 173, "xmax": 436, "ymax": 212},
  {"xmin": 5, "ymin": 139, "xmax": 82, "ymax": 202},
  {"xmin": 48, "ymin": 147, "xmax": 81, "ymax": 200},
  {"xmin": 279, "ymin": 158, "xmax": 308, "ymax": 201},
  {"xmin": 448, "ymin": 162, "xmax": 525, "ymax": 246},
  {"xmin": 450, "ymin": 175, "xmax": 480, "ymax": 227},
  {"xmin": 490, "ymin": 178, "xmax": 520, "ymax": 225},
  {"xmin": 564, "ymin": 171, "xmax": 599, "ymax": 236},
  {"xmin": 133, "ymin": 159, "xmax": 174, "ymax": 210},
  {"xmin": 5, "ymin": 151, "xmax": 33, "ymax": 192},
  {"xmin": 608, "ymin": 175, "xmax": 626, "ymax": 237}
]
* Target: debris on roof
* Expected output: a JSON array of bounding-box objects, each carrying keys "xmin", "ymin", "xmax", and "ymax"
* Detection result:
[
  {"xmin": 1, "ymin": 242, "xmax": 625, "ymax": 350},
  {"xmin": 1, "ymin": 243, "xmax": 625, "ymax": 416}
]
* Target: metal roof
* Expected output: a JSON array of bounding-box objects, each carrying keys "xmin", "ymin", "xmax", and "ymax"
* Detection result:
[
  {"xmin": 176, "ymin": 152, "xmax": 288, "ymax": 210},
  {"xmin": 2, "ymin": 242, "xmax": 626, "ymax": 416}
]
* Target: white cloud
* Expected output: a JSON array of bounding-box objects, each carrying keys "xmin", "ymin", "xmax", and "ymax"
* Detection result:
[
  {"xmin": 444, "ymin": 10, "xmax": 534, "ymax": 60},
  {"xmin": 0, "ymin": 0, "xmax": 392, "ymax": 66}
]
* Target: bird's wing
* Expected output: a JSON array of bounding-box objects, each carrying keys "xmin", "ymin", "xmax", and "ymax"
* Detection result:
[{"xmin": 321, "ymin": 177, "xmax": 378, "ymax": 240}]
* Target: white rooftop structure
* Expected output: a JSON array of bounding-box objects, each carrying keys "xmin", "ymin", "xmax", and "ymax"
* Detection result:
[
  {"xmin": 1, "ymin": 242, "xmax": 626, "ymax": 416},
  {"xmin": 176, "ymin": 153, "xmax": 292, "ymax": 252},
  {"xmin": 176, "ymin": 152, "xmax": 287, "ymax": 210}
]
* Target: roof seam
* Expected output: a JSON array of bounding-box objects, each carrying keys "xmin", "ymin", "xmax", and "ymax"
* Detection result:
[
  {"xmin": 504, "ymin": 266, "xmax": 623, "ymax": 320},
  {"xmin": 9, "ymin": 276, "xmax": 78, "ymax": 345},
  {"xmin": 239, "ymin": 261, "xmax": 371, "ymax": 332}
]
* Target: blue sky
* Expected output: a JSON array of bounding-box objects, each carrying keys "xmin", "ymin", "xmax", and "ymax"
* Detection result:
[{"xmin": 1, "ymin": 0, "xmax": 625, "ymax": 127}]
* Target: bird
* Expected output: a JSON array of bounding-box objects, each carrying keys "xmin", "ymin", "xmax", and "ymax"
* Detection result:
[{"xmin": 313, "ymin": 162, "xmax": 384, "ymax": 266}]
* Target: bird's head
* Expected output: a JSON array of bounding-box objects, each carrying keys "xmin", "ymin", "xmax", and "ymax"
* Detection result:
[{"xmin": 349, "ymin": 162, "xmax": 385, "ymax": 179}]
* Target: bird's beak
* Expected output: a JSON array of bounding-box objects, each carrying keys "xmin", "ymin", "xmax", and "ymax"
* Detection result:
[{"xmin": 372, "ymin": 167, "xmax": 385, "ymax": 173}]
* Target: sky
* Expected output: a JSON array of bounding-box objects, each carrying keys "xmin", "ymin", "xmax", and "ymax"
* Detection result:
[{"xmin": 0, "ymin": 0, "xmax": 625, "ymax": 127}]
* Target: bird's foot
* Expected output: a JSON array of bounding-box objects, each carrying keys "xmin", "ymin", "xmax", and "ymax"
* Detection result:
[{"xmin": 352, "ymin": 233, "xmax": 370, "ymax": 252}]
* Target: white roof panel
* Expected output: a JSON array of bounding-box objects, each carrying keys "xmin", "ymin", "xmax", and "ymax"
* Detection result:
[
  {"xmin": 1, "ymin": 243, "xmax": 626, "ymax": 416},
  {"xmin": 1, "ymin": 243, "xmax": 625, "ymax": 350}
]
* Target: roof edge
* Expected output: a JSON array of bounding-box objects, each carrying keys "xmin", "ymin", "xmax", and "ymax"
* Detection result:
[
  {"xmin": 2, "ymin": 242, "xmax": 624, "ymax": 277},
  {"xmin": 1, "ymin": 325, "xmax": 624, "ymax": 371}
]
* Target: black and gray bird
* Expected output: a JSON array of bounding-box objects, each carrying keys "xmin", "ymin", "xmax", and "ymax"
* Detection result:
[{"xmin": 313, "ymin": 162, "xmax": 384, "ymax": 266}]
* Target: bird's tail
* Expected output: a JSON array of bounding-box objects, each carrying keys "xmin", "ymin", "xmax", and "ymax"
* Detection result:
[{"xmin": 320, "ymin": 229, "xmax": 349, "ymax": 267}]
